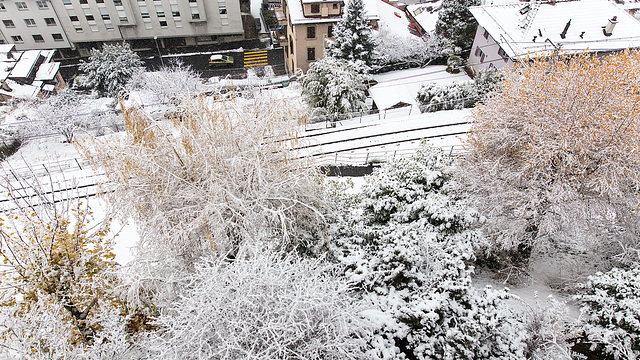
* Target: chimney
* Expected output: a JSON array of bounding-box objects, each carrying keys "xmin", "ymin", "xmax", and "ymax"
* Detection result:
[
  {"xmin": 603, "ymin": 16, "xmax": 618, "ymax": 36},
  {"xmin": 560, "ymin": 19, "xmax": 571, "ymax": 39}
]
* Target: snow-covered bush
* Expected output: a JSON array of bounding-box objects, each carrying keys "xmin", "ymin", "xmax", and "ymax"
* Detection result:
[
  {"xmin": 127, "ymin": 59, "xmax": 203, "ymax": 105},
  {"xmin": 519, "ymin": 294, "xmax": 572, "ymax": 360},
  {"xmin": 78, "ymin": 91, "xmax": 326, "ymax": 311},
  {"xmin": 416, "ymin": 81, "xmax": 476, "ymax": 112},
  {"xmin": 300, "ymin": 57, "xmax": 371, "ymax": 117},
  {"xmin": 571, "ymin": 267, "xmax": 640, "ymax": 360},
  {"xmin": 79, "ymin": 43, "xmax": 143, "ymax": 97},
  {"xmin": 145, "ymin": 251, "xmax": 369, "ymax": 360},
  {"xmin": 372, "ymin": 29, "xmax": 446, "ymax": 73},
  {"xmin": 0, "ymin": 173, "xmax": 130, "ymax": 357},
  {"xmin": 33, "ymin": 88, "xmax": 96, "ymax": 142},
  {"xmin": 330, "ymin": 145, "xmax": 524, "ymax": 359}
]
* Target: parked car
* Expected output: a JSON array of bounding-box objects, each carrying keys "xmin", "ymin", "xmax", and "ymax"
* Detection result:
[{"xmin": 209, "ymin": 54, "xmax": 234, "ymax": 67}]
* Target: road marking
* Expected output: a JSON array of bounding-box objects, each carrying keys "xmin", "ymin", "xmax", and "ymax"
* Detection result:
[{"xmin": 244, "ymin": 50, "xmax": 268, "ymax": 67}]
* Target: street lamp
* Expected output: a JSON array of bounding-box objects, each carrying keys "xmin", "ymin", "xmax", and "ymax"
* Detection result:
[{"xmin": 154, "ymin": 36, "xmax": 164, "ymax": 67}]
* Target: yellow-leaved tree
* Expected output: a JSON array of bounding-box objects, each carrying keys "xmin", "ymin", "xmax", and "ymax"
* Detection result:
[
  {"xmin": 0, "ymin": 177, "xmax": 127, "ymax": 358},
  {"xmin": 462, "ymin": 50, "xmax": 640, "ymax": 281}
]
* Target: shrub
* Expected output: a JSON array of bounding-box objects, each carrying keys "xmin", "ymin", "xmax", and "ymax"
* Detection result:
[{"xmin": 571, "ymin": 267, "xmax": 640, "ymax": 360}]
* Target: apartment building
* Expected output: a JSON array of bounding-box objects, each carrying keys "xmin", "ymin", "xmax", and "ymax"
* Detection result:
[
  {"xmin": 0, "ymin": 0, "xmax": 72, "ymax": 50},
  {"xmin": 0, "ymin": 0, "xmax": 244, "ymax": 54},
  {"xmin": 278, "ymin": 0, "xmax": 378, "ymax": 73}
]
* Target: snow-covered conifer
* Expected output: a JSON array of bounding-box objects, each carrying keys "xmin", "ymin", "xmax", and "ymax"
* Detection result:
[
  {"xmin": 327, "ymin": 0, "xmax": 376, "ymax": 67},
  {"xmin": 330, "ymin": 145, "xmax": 524, "ymax": 359},
  {"xmin": 571, "ymin": 267, "xmax": 640, "ymax": 360},
  {"xmin": 79, "ymin": 43, "xmax": 143, "ymax": 97},
  {"xmin": 300, "ymin": 57, "xmax": 371, "ymax": 116},
  {"xmin": 435, "ymin": 0, "xmax": 480, "ymax": 50}
]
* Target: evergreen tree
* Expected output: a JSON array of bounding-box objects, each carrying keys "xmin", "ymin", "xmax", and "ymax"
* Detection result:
[
  {"xmin": 327, "ymin": 0, "xmax": 376, "ymax": 67},
  {"xmin": 435, "ymin": 0, "xmax": 480, "ymax": 50},
  {"xmin": 79, "ymin": 42, "xmax": 143, "ymax": 97}
]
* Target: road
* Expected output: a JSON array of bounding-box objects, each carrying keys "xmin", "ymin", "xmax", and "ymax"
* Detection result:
[{"xmin": 59, "ymin": 47, "xmax": 287, "ymax": 82}]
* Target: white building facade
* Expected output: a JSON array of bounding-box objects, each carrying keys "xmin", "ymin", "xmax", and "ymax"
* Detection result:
[{"xmin": 0, "ymin": 0, "xmax": 244, "ymax": 54}]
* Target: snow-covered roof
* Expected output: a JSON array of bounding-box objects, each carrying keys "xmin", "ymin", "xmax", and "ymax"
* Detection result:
[
  {"xmin": 377, "ymin": 0, "xmax": 414, "ymax": 39},
  {"xmin": 0, "ymin": 61, "xmax": 16, "ymax": 82},
  {"xmin": 0, "ymin": 44, "xmax": 15, "ymax": 56},
  {"xmin": 369, "ymin": 66, "xmax": 471, "ymax": 110},
  {"xmin": 289, "ymin": 0, "xmax": 380, "ymax": 25},
  {"xmin": 406, "ymin": 0, "xmax": 442, "ymax": 33},
  {"xmin": 0, "ymin": 79, "xmax": 42, "ymax": 99},
  {"xmin": 35, "ymin": 62, "xmax": 60, "ymax": 81},
  {"xmin": 470, "ymin": 0, "xmax": 640, "ymax": 60},
  {"xmin": 10, "ymin": 50, "xmax": 42, "ymax": 79}
]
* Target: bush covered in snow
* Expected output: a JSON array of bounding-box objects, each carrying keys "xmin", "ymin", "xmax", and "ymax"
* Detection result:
[
  {"xmin": 300, "ymin": 57, "xmax": 371, "ymax": 117},
  {"xmin": 79, "ymin": 43, "xmax": 143, "ymax": 97},
  {"xmin": 372, "ymin": 30, "xmax": 446, "ymax": 73},
  {"xmin": 416, "ymin": 69, "xmax": 502, "ymax": 113},
  {"xmin": 571, "ymin": 267, "xmax": 640, "ymax": 360},
  {"xmin": 329, "ymin": 145, "xmax": 525, "ymax": 359},
  {"xmin": 416, "ymin": 81, "xmax": 476, "ymax": 112},
  {"xmin": 144, "ymin": 251, "xmax": 369, "ymax": 360}
]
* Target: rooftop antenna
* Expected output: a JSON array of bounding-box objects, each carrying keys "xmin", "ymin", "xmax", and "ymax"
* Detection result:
[
  {"xmin": 560, "ymin": 19, "xmax": 571, "ymax": 39},
  {"xmin": 520, "ymin": 0, "xmax": 541, "ymax": 32}
]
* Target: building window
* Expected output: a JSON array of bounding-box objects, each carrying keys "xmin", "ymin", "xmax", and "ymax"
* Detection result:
[
  {"xmin": 16, "ymin": 2, "xmax": 27, "ymax": 10},
  {"xmin": 70, "ymin": 15, "xmax": 79, "ymax": 21},
  {"xmin": 45, "ymin": 17, "xmax": 56, "ymax": 26},
  {"xmin": 497, "ymin": 47, "xmax": 508, "ymax": 62},
  {"xmin": 191, "ymin": 13, "xmax": 200, "ymax": 19},
  {"xmin": 114, "ymin": 0, "xmax": 123, "ymax": 6},
  {"xmin": 328, "ymin": 25, "xmax": 333, "ymax": 38},
  {"xmin": 0, "ymin": 3, "xmax": 5, "ymax": 11},
  {"xmin": 96, "ymin": 0, "xmax": 105, "ymax": 3},
  {"xmin": 160, "ymin": 20, "xmax": 167, "ymax": 26},
  {"xmin": 474, "ymin": 46, "xmax": 483, "ymax": 57},
  {"xmin": 483, "ymin": 29, "xmax": 489, "ymax": 39},
  {"xmin": 102, "ymin": 13, "xmax": 110, "ymax": 20},
  {"xmin": 333, "ymin": 3, "xmax": 338, "ymax": 8},
  {"xmin": 86, "ymin": 14, "xmax": 95, "ymax": 21},
  {"xmin": 36, "ymin": 1, "xmax": 48, "ymax": 10},
  {"xmin": 80, "ymin": 0, "xmax": 88, "ymax": 3},
  {"xmin": 289, "ymin": 36, "xmax": 293, "ymax": 54},
  {"xmin": 311, "ymin": 3, "xmax": 319, "ymax": 13},
  {"xmin": 63, "ymin": 0, "xmax": 72, "ymax": 4},
  {"xmin": 33, "ymin": 34, "xmax": 45, "ymax": 43},
  {"xmin": 189, "ymin": 0, "xmax": 197, "ymax": 2},
  {"xmin": 307, "ymin": 47, "xmax": 315, "ymax": 61},
  {"xmin": 52, "ymin": 33, "xmax": 64, "ymax": 41},
  {"xmin": 11, "ymin": 35, "xmax": 23, "ymax": 43},
  {"xmin": 219, "ymin": 3, "xmax": 227, "ymax": 14},
  {"xmin": 0, "ymin": 40, "xmax": 5, "ymax": 44},
  {"xmin": 306, "ymin": 26, "xmax": 315, "ymax": 39},
  {"xmin": 24, "ymin": 18, "xmax": 36, "ymax": 26},
  {"xmin": 74, "ymin": 25, "xmax": 83, "ymax": 31},
  {"xmin": 3, "ymin": 20, "xmax": 15, "ymax": 28}
]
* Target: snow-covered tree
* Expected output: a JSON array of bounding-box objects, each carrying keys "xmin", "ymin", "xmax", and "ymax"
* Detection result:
[
  {"xmin": 33, "ymin": 88, "xmax": 94, "ymax": 143},
  {"xmin": 462, "ymin": 51, "xmax": 640, "ymax": 278},
  {"xmin": 435, "ymin": 0, "xmax": 480, "ymax": 50},
  {"xmin": 571, "ymin": 267, "xmax": 640, "ymax": 360},
  {"xmin": 79, "ymin": 43, "xmax": 143, "ymax": 97},
  {"xmin": 144, "ymin": 251, "xmax": 369, "ymax": 360},
  {"xmin": 326, "ymin": 0, "xmax": 376, "ymax": 67},
  {"xmin": 300, "ymin": 57, "xmax": 371, "ymax": 117},
  {"xmin": 372, "ymin": 29, "xmax": 446, "ymax": 73},
  {"xmin": 78, "ymin": 91, "xmax": 326, "ymax": 310},
  {"xmin": 127, "ymin": 59, "xmax": 203, "ymax": 105},
  {"xmin": 329, "ymin": 144, "xmax": 524, "ymax": 359},
  {"xmin": 0, "ymin": 173, "xmax": 126, "ymax": 356}
]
